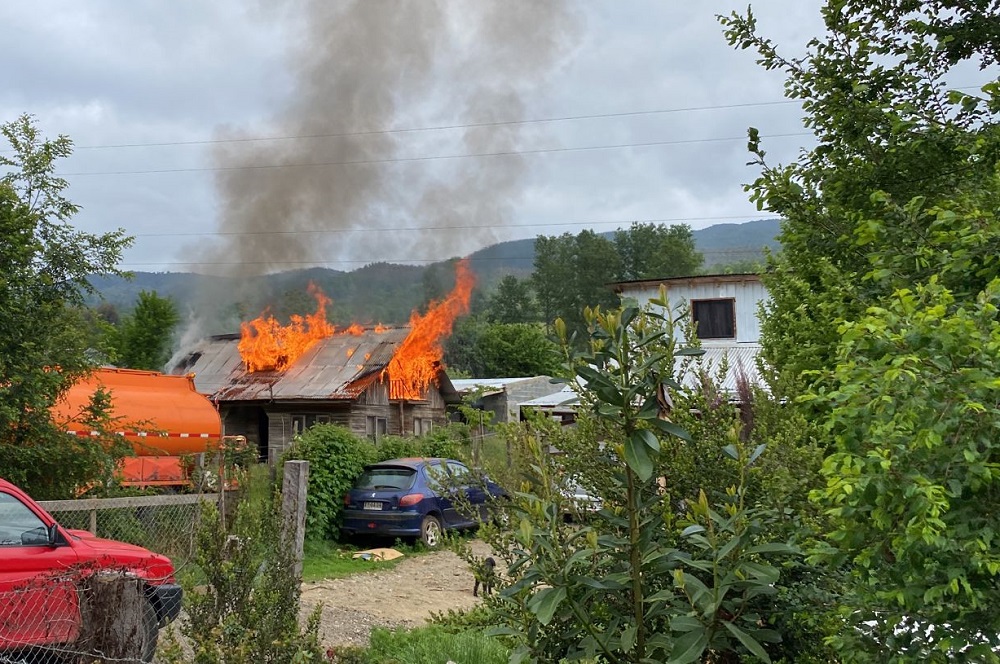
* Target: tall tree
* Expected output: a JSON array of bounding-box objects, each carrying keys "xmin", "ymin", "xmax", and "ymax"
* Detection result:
[
  {"xmin": 532, "ymin": 231, "xmax": 620, "ymax": 339},
  {"xmin": 724, "ymin": 1, "xmax": 1000, "ymax": 657},
  {"xmin": 475, "ymin": 323, "xmax": 559, "ymax": 378},
  {"xmin": 0, "ymin": 114, "xmax": 133, "ymax": 497},
  {"xmin": 613, "ymin": 222, "xmax": 703, "ymax": 281},
  {"xmin": 113, "ymin": 290, "xmax": 181, "ymax": 370},
  {"xmin": 722, "ymin": 2, "xmax": 1000, "ymax": 395},
  {"xmin": 485, "ymin": 275, "xmax": 540, "ymax": 323}
]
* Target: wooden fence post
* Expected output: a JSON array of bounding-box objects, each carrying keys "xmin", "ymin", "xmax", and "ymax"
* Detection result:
[{"xmin": 281, "ymin": 460, "xmax": 308, "ymax": 580}]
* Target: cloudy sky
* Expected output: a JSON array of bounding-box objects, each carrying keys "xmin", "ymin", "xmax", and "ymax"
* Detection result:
[{"xmin": 0, "ymin": 1, "xmax": 880, "ymax": 275}]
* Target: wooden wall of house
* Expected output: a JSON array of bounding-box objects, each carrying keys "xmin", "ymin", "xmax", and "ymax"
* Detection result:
[
  {"xmin": 264, "ymin": 405, "xmax": 352, "ymax": 463},
  {"xmin": 346, "ymin": 379, "xmax": 449, "ymax": 439},
  {"xmin": 267, "ymin": 412, "xmax": 291, "ymax": 463},
  {"xmin": 221, "ymin": 378, "xmax": 450, "ymax": 464}
]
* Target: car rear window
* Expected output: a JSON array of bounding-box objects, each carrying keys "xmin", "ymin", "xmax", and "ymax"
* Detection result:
[{"xmin": 354, "ymin": 467, "xmax": 417, "ymax": 491}]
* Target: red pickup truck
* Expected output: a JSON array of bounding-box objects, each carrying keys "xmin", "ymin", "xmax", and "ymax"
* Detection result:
[{"xmin": 0, "ymin": 478, "xmax": 182, "ymax": 662}]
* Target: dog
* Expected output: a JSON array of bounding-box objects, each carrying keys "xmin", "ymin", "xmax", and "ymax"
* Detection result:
[{"xmin": 473, "ymin": 556, "xmax": 496, "ymax": 597}]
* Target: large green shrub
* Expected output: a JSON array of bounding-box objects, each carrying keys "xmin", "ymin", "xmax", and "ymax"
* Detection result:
[
  {"xmin": 373, "ymin": 427, "xmax": 469, "ymax": 464},
  {"xmin": 282, "ymin": 424, "xmax": 376, "ymax": 541}
]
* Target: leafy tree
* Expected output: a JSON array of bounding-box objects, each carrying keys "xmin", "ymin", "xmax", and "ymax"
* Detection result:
[
  {"xmin": 721, "ymin": 1, "xmax": 1000, "ymax": 396},
  {"xmin": 723, "ymin": 1, "xmax": 1000, "ymax": 658},
  {"xmin": 811, "ymin": 278, "xmax": 1000, "ymax": 659},
  {"xmin": 444, "ymin": 319, "xmax": 559, "ymax": 378},
  {"xmin": 112, "ymin": 290, "xmax": 181, "ymax": 370},
  {"xmin": 475, "ymin": 323, "xmax": 559, "ymax": 378},
  {"xmin": 0, "ymin": 114, "xmax": 132, "ymax": 498},
  {"xmin": 485, "ymin": 275, "xmax": 540, "ymax": 323},
  {"xmin": 531, "ymin": 231, "xmax": 620, "ymax": 339},
  {"xmin": 443, "ymin": 315, "xmax": 484, "ymax": 377},
  {"xmin": 613, "ymin": 222, "xmax": 703, "ymax": 281}
]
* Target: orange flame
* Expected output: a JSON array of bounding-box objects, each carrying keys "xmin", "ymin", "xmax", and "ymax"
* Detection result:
[
  {"xmin": 237, "ymin": 262, "xmax": 475, "ymax": 393},
  {"xmin": 386, "ymin": 259, "xmax": 475, "ymax": 399},
  {"xmin": 238, "ymin": 283, "xmax": 335, "ymax": 372}
]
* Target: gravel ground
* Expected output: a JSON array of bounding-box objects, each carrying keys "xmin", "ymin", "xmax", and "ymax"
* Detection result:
[{"xmin": 299, "ymin": 539, "xmax": 496, "ymax": 649}]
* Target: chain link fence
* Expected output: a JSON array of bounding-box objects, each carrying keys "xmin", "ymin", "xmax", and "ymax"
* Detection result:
[
  {"xmin": 0, "ymin": 493, "xmax": 228, "ymax": 664},
  {"xmin": 36, "ymin": 493, "xmax": 226, "ymax": 570}
]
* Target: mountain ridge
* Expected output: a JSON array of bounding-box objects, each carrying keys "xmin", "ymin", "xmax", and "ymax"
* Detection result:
[{"xmin": 89, "ymin": 218, "xmax": 781, "ymax": 332}]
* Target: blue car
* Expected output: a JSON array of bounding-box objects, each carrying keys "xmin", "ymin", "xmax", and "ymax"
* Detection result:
[{"xmin": 341, "ymin": 458, "xmax": 507, "ymax": 547}]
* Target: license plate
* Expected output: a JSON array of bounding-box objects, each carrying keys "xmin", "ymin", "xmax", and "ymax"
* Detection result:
[{"xmin": 363, "ymin": 501, "xmax": 383, "ymax": 511}]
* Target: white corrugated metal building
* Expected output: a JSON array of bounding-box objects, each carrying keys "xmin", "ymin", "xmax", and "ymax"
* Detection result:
[{"xmin": 520, "ymin": 275, "xmax": 770, "ymax": 416}]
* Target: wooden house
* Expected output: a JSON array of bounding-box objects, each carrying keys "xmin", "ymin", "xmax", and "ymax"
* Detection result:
[{"xmin": 171, "ymin": 327, "xmax": 458, "ymax": 463}]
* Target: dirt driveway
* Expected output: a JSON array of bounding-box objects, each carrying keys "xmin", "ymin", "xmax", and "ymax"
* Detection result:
[{"xmin": 300, "ymin": 540, "xmax": 495, "ymax": 648}]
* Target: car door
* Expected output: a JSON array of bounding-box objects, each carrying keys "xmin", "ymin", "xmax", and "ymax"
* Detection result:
[
  {"xmin": 0, "ymin": 490, "xmax": 81, "ymax": 649},
  {"xmin": 447, "ymin": 461, "xmax": 486, "ymax": 526},
  {"xmin": 423, "ymin": 461, "xmax": 461, "ymax": 527}
]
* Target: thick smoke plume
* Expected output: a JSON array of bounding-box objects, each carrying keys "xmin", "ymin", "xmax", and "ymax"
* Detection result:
[{"xmin": 197, "ymin": 1, "xmax": 581, "ymax": 279}]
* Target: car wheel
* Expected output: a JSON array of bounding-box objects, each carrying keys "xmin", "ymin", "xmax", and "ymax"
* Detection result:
[
  {"xmin": 420, "ymin": 515, "xmax": 443, "ymax": 547},
  {"xmin": 138, "ymin": 600, "xmax": 159, "ymax": 663}
]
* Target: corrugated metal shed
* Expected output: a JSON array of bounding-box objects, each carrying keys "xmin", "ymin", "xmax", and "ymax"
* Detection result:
[
  {"xmin": 612, "ymin": 274, "xmax": 769, "ymax": 346},
  {"xmin": 172, "ymin": 327, "xmax": 415, "ymax": 401},
  {"xmin": 451, "ymin": 377, "xmax": 539, "ymax": 397}
]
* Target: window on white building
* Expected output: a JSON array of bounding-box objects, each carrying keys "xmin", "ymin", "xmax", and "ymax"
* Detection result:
[{"xmin": 692, "ymin": 298, "xmax": 736, "ymax": 339}]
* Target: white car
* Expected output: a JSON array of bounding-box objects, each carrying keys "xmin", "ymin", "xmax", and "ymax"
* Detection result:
[{"xmin": 562, "ymin": 477, "xmax": 602, "ymax": 518}]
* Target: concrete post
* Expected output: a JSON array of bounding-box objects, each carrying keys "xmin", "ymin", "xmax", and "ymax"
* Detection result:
[{"xmin": 281, "ymin": 460, "xmax": 308, "ymax": 580}]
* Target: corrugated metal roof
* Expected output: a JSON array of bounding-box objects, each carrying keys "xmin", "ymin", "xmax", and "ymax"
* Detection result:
[
  {"xmin": 172, "ymin": 327, "xmax": 413, "ymax": 401},
  {"xmin": 520, "ymin": 385, "xmax": 578, "ymax": 408},
  {"xmin": 450, "ymin": 377, "xmax": 540, "ymax": 396}
]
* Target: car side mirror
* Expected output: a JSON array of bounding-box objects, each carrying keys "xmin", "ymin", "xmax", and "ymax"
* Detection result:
[{"xmin": 21, "ymin": 525, "xmax": 54, "ymax": 547}]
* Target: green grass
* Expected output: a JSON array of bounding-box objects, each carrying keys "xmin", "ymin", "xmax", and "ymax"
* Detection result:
[
  {"xmin": 364, "ymin": 625, "xmax": 510, "ymax": 664},
  {"xmin": 302, "ymin": 539, "xmax": 421, "ymax": 582}
]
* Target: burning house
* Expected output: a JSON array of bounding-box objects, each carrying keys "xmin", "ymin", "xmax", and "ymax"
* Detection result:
[{"xmin": 171, "ymin": 261, "xmax": 473, "ymax": 463}]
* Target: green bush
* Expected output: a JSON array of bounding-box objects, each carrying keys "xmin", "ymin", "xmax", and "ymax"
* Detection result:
[
  {"xmin": 414, "ymin": 425, "xmax": 468, "ymax": 461},
  {"xmin": 282, "ymin": 424, "xmax": 376, "ymax": 541},
  {"xmin": 372, "ymin": 435, "xmax": 421, "ymax": 461},
  {"xmin": 373, "ymin": 427, "xmax": 469, "ymax": 464},
  {"xmin": 159, "ymin": 489, "xmax": 322, "ymax": 663}
]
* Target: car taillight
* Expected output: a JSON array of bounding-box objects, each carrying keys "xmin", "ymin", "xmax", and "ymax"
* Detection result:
[
  {"xmin": 398, "ymin": 493, "xmax": 423, "ymax": 508},
  {"xmin": 343, "ymin": 493, "xmax": 351, "ymax": 506}
]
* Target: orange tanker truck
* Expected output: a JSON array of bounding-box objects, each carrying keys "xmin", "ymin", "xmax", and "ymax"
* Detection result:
[{"xmin": 51, "ymin": 367, "xmax": 225, "ymax": 488}]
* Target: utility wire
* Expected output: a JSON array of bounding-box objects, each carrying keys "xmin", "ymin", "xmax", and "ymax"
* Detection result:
[
  {"xmin": 119, "ymin": 247, "xmax": 775, "ymax": 269},
  {"xmin": 60, "ymin": 131, "xmax": 811, "ymax": 176},
  {"xmin": 44, "ymin": 83, "xmax": 992, "ymax": 151},
  {"xmin": 132, "ymin": 214, "xmax": 776, "ymax": 238},
  {"xmin": 67, "ymin": 99, "xmax": 803, "ymax": 150}
]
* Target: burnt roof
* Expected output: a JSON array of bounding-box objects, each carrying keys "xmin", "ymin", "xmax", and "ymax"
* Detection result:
[{"xmin": 171, "ymin": 327, "xmax": 455, "ymax": 402}]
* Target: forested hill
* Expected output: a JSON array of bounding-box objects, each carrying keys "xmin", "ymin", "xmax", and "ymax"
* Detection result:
[{"xmin": 88, "ymin": 218, "xmax": 780, "ymax": 331}]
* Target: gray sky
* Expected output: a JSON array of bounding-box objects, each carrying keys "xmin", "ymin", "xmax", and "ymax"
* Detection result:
[{"xmin": 0, "ymin": 1, "xmax": 871, "ymax": 275}]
